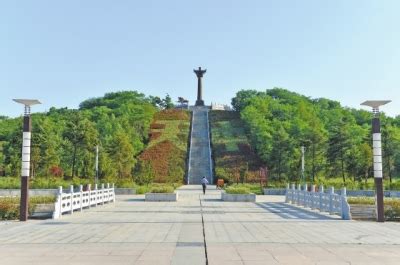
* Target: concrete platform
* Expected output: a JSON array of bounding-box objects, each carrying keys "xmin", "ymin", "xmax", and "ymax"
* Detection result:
[
  {"xmin": 145, "ymin": 192, "xmax": 178, "ymax": 201},
  {"xmin": 0, "ymin": 185, "xmax": 400, "ymax": 264},
  {"xmin": 221, "ymin": 192, "xmax": 256, "ymax": 202}
]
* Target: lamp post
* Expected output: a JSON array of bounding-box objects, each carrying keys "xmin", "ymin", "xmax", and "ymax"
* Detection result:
[
  {"xmin": 361, "ymin": 100, "xmax": 391, "ymax": 222},
  {"xmin": 13, "ymin": 99, "xmax": 41, "ymax": 221},
  {"xmin": 95, "ymin": 145, "xmax": 99, "ymax": 185},
  {"xmin": 301, "ymin": 146, "xmax": 305, "ymax": 183}
]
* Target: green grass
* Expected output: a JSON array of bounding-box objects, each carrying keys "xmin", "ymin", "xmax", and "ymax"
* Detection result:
[
  {"xmin": 210, "ymin": 110, "xmax": 264, "ymax": 184},
  {"xmin": 148, "ymin": 120, "xmax": 190, "ymax": 152},
  {"xmin": 211, "ymin": 121, "xmax": 248, "ymax": 152},
  {"xmin": 0, "ymin": 177, "xmax": 95, "ymax": 189},
  {"xmin": 310, "ymin": 176, "xmax": 400, "ymax": 191},
  {"xmin": 149, "ymin": 185, "xmax": 174, "ymax": 193},
  {"xmin": 134, "ymin": 183, "xmax": 181, "ymax": 194},
  {"xmin": 225, "ymin": 186, "xmax": 251, "ymax": 194},
  {"xmin": 225, "ymin": 183, "xmax": 264, "ymax": 195}
]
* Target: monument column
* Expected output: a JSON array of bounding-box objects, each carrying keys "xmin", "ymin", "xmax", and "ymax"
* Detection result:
[{"xmin": 194, "ymin": 67, "xmax": 206, "ymax": 106}]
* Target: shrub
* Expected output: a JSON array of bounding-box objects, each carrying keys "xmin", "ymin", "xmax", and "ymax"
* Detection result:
[
  {"xmin": 149, "ymin": 132, "xmax": 162, "ymax": 141},
  {"xmin": 49, "ymin": 166, "xmax": 63, "ymax": 177},
  {"xmin": 0, "ymin": 196, "xmax": 56, "ymax": 220},
  {"xmin": 347, "ymin": 197, "xmax": 400, "ymax": 221},
  {"xmin": 225, "ymin": 186, "xmax": 251, "ymax": 194},
  {"xmin": 347, "ymin": 197, "xmax": 375, "ymax": 205},
  {"xmin": 150, "ymin": 123, "xmax": 166, "ymax": 129},
  {"xmin": 385, "ymin": 199, "xmax": 400, "ymax": 221},
  {"xmin": 149, "ymin": 186, "xmax": 174, "ymax": 193},
  {"xmin": 134, "ymin": 161, "xmax": 155, "ymax": 186},
  {"xmin": 115, "ymin": 178, "xmax": 134, "ymax": 188},
  {"xmin": 154, "ymin": 109, "xmax": 189, "ymax": 120},
  {"xmin": 0, "ymin": 198, "xmax": 19, "ymax": 220},
  {"xmin": 0, "ymin": 177, "xmax": 20, "ymax": 189}
]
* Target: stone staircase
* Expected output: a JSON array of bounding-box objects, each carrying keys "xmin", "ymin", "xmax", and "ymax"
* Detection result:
[{"xmin": 187, "ymin": 106, "xmax": 213, "ymax": 184}]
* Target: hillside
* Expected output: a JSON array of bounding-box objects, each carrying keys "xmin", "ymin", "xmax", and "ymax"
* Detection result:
[
  {"xmin": 210, "ymin": 111, "xmax": 263, "ymax": 184},
  {"xmin": 136, "ymin": 109, "xmax": 190, "ymax": 183},
  {"xmin": 0, "ymin": 91, "xmax": 157, "ymax": 185},
  {"xmin": 232, "ymin": 88, "xmax": 400, "ymax": 188}
]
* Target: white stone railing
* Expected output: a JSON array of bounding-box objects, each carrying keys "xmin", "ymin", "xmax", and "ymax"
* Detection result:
[
  {"xmin": 285, "ymin": 184, "xmax": 351, "ymax": 220},
  {"xmin": 53, "ymin": 183, "xmax": 115, "ymax": 219}
]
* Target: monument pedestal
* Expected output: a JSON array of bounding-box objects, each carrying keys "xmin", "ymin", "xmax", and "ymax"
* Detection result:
[{"xmin": 195, "ymin": 99, "xmax": 204, "ymax": 106}]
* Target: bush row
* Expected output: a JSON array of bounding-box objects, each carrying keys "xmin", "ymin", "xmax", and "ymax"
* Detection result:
[{"xmin": 0, "ymin": 196, "xmax": 56, "ymax": 220}]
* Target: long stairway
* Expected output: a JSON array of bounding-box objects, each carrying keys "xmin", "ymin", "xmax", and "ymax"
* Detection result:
[{"xmin": 187, "ymin": 106, "xmax": 213, "ymax": 184}]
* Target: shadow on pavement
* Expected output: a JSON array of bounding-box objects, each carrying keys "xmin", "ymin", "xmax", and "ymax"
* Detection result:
[{"xmin": 255, "ymin": 202, "xmax": 339, "ymax": 220}]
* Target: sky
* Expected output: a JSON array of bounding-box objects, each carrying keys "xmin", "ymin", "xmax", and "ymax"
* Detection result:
[{"xmin": 1, "ymin": 0, "xmax": 399, "ymax": 117}]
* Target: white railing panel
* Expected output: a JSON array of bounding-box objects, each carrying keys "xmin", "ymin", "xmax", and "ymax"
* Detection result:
[
  {"xmin": 285, "ymin": 184, "xmax": 351, "ymax": 220},
  {"xmin": 53, "ymin": 183, "xmax": 115, "ymax": 219}
]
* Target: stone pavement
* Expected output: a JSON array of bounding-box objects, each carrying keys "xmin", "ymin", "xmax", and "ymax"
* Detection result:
[
  {"xmin": 0, "ymin": 185, "xmax": 400, "ymax": 264},
  {"xmin": 187, "ymin": 106, "xmax": 213, "ymax": 184}
]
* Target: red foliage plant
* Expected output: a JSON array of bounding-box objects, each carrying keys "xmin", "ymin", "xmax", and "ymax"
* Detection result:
[
  {"xmin": 49, "ymin": 166, "xmax": 63, "ymax": 177},
  {"xmin": 150, "ymin": 123, "xmax": 166, "ymax": 129},
  {"xmin": 154, "ymin": 109, "xmax": 189, "ymax": 120},
  {"xmin": 149, "ymin": 132, "xmax": 162, "ymax": 141},
  {"xmin": 139, "ymin": 140, "xmax": 184, "ymax": 182}
]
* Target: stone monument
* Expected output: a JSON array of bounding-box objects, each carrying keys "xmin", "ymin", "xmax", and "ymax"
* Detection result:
[{"xmin": 194, "ymin": 67, "xmax": 206, "ymax": 106}]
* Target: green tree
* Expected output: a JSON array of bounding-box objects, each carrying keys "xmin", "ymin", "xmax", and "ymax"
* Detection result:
[
  {"xmin": 135, "ymin": 160, "xmax": 155, "ymax": 185},
  {"xmin": 163, "ymin": 94, "xmax": 174, "ymax": 109},
  {"xmin": 109, "ymin": 130, "xmax": 135, "ymax": 179}
]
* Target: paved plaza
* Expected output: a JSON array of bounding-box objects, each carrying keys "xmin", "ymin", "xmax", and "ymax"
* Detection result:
[{"xmin": 1, "ymin": 186, "xmax": 400, "ymax": 264}]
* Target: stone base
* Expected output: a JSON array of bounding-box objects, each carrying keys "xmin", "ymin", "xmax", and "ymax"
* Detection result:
[
  {"xmin": 222, "ymin": 192, "xmax": 256, "ymax": 202},
  {"xmin": 263, "ymin": 188, "xmax": 287, "ymax": 195},
  {"xmin": 195, "ymin": 99, "xmax": 204, "ymax": 106},
  {"xmin": 145, "ymin": 192, "xmax": 178, "ymax": 201},
  {"xmin": 115, "ymin": 188, "xmax": 136, "ymax": 195},
  {"xmin": 31, "ymin": 203, "xmax": 55, "ymax": 219}
]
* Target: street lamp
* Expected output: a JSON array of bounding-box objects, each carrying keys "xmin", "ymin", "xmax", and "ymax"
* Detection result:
[
  {"xmin": 13, "ymin": 99, "xmax": 41, "ymax": 221},
  {"xmin": 361, "ymin": 100, "xmax": 391, "ymax": 222},
  {"xmin": 301, "ymin": 146, "xmax": 305, "ymax": 183}
]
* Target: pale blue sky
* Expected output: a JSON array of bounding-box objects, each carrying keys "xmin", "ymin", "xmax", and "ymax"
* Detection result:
[{"xmin": 1, "ymin": 0, "xmax": 399, "ymax": 117}]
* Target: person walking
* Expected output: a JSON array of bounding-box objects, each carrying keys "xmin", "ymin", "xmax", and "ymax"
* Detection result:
[{"xmin": 201, "ymin": 176, "xmax": 209, "ymax": 195}]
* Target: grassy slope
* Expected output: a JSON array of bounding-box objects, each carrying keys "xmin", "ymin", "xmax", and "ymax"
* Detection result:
[
  {"xmin": 210, "ymin": 110, "xmax": 263, "ymax": 184},
  {"xmin": 138, "ymin": 109, "xmax": 190, "ymax": 183}
]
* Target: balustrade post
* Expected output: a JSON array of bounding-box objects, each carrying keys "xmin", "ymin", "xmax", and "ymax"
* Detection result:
[
  {"xmin": 291, "ymin": 183, "xmax": 296, "ymax": 203},
  {"xmin": 94, "ymin": 184, "xmax": 98, "ymax": 206},
  {"xmin": 88, "ymin": 184, "xmax": 92, "ymax": 207},
  {"xmin": 329, "ymin": 187, "xmax": 334, "ymax": 214},
  {"xmin": 319, "ymin": 185, "xmax": 324, "ymax": 211},
  {"xmin": 341, "ymin": 187, "xmax": 347, "ymax": 197},
  {"xmin": 56, "ymin": 186, "xmax": 63, "ymax": 219},
  {"xmin": 285, "ymin": 183, "xmax": 290, "ymax": 203},
  {"xmin": 303, "ymin": 183, "xmax": 308, "ymax": 207},
  {"xmin": 112, "ymin": 183, "xmax": 115, "ymax": 202},
  {"xmin": 311, "ymin": 185, "xmax": 316, "ymax": 209},
  {"xmin": 297, "ymin": 184, "xmax": 301, "ymax": 204},
  {"xmin": 340, "ymin": 187, "xmax": 351, "ymax": 220},
  {"xmin": 70, "ymin": 185, "xmax": 74, "ymax": 214},
  {"xmin": 79, "ymin": 185, "xmax": 83, "ymax": 212},
  {"xmin": 340, "ymin": 187, "xmax": 347, "ymax": 214},
  {"xmin": 101, "ymin": 183, "xmax": 105, "ymax": 205},
  {"xmin": 107, "ymin": 183, "xmax": 110, "ymax": 202}
]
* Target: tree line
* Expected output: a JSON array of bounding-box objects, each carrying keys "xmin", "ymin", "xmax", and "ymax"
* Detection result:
[
  {"xmin": 232, "ymin": 88, "xmax": 400, "ymax": 185},
  {"xmin": 0, "ymin": 91, "xmax": 175, "ymax": 183}
]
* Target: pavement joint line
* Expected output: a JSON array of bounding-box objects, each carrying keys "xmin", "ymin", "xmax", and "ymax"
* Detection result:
[{"xmin": 199, "ymin": 194, "xmax": 209, "ymax": 265}]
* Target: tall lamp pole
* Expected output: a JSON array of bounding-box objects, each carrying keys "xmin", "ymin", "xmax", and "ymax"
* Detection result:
[
  {"xmin": 301, "ymin": 146, "xmax": 305, "ymax": 183},
  {"xmin": 13, "ymin": 99, "xmax": 41, "ymax": 221},
  {"xmin": 95, "ymin": 145, "xmax": 99, "ymax": 185},
  {"xmin": 361, "ymin": 100, "xmax": 391, "ymax": 222}
]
